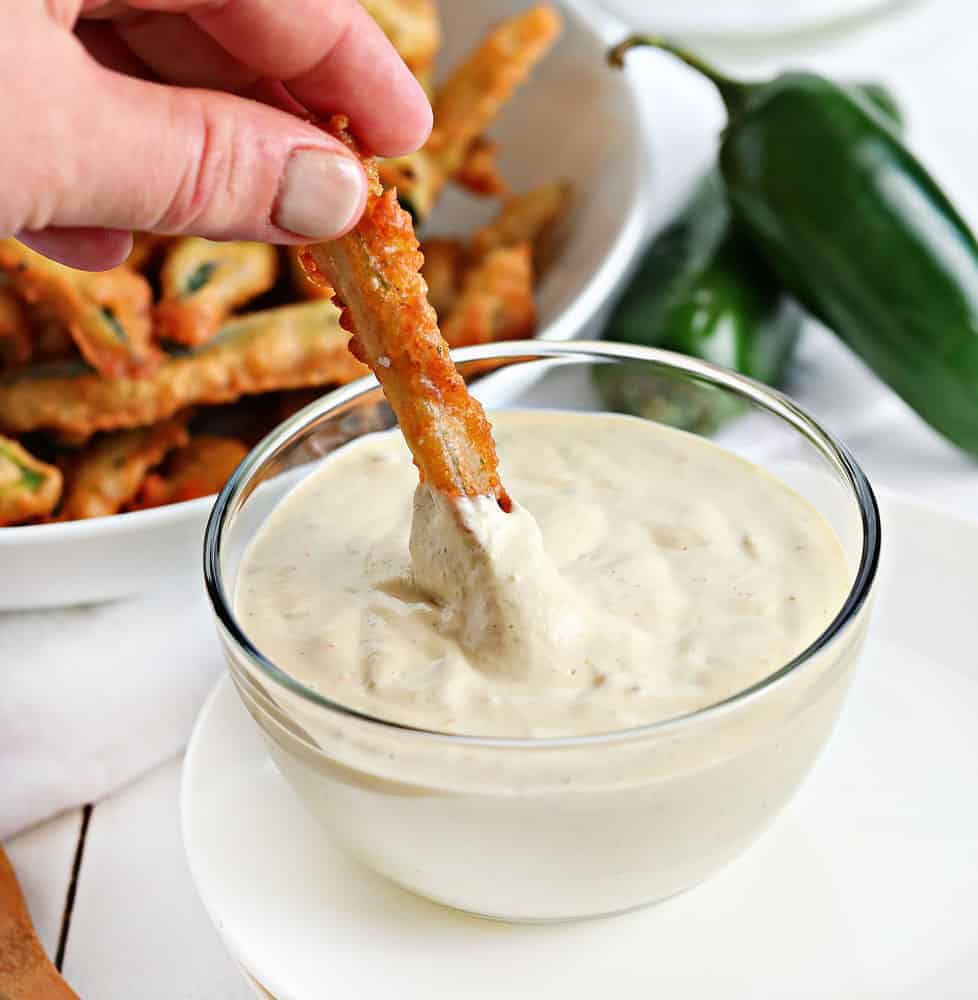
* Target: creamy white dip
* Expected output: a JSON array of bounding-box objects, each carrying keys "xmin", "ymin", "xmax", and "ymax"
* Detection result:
[{"xmin": 236, "ymin": 411, "xmax": 848, "ymax": 737}]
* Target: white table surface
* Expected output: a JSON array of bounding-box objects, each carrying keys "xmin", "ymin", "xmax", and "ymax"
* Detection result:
[{"xmin": 6, "ymin": 1, "xmax": 978, "ymax": 996}]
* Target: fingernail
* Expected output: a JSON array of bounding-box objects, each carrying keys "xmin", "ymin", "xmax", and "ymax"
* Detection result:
[{"xmin": 274, "ymin": 150, "xmax": 365, "ymax": 238}]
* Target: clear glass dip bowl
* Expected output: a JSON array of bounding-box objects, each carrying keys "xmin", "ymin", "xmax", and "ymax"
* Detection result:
[{"xmin": 204, "ymin": 341, "xmax": 880, "ymax": 923}]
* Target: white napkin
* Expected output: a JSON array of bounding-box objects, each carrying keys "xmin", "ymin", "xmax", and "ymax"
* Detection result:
[{"xmin": 0, "ymin": 574, "xmax": 222, "ymax": 840}]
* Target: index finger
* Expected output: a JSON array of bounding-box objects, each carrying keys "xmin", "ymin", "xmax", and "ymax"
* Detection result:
[{"xmin": 138, "ymin": 0, "xmax": 433, "ymax": 155}]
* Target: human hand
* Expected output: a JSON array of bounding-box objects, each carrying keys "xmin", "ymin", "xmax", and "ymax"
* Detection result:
[{"xmin": 1, "ymin": 1, "xmax": 432, "ymax": 270}]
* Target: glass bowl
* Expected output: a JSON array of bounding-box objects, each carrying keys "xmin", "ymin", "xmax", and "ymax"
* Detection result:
[{"xmin": 203, "ymin": 341, "xmax": 880, "ymax": 923}]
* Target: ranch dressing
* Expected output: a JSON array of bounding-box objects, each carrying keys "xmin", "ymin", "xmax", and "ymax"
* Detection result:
[{"xmin": 236, "ymin": 411, "xmax": 848, "ymax": 737}]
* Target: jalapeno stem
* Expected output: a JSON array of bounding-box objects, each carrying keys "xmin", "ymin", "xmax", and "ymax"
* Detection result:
[{"xmin": 608, "ymin": 36, "xmax": 752, "ymax": 116}]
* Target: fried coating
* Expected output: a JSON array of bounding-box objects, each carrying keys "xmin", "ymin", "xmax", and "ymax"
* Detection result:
[
  {"xmin": 454, "ymin": 136, "xmax": 507, "ymax": 196},
  {"xmin": 286, "ymin": 245, "xmax": 332, "ymax": 301},
  {"xmin": 441, "ymin": 243, "xmax": 535, "ymax": 348},
  {"xmin": 128, "ymin": 435, "xmax": 248, "ymax": 510},
  {"xmin": 361, "ymin": 0, "xmax": 441, "ymax": 78},
  {"xmin": 421, "ymin": 238, "xmax": 465, "ymax": 318},
  {"xmin": 0, "ymin": 287, "xmax": 32, "ymax": 372},
  {"xmin": 302, "ymin": 117, "xmax": 509, "ymax": 509},
  {"xmin": 59, "ymin": 417, "xmax": 190, "ymax": 520},
  {"xmin": 391, "ymin": 5, "xmax": 562, "ymax": 221},
  {"xmin": 0, "ymin": 301, "xmax": 363, "ymax": 436},
  {"xmin": 0, "ymin": 435, "xmax": 62, "ymax": 525},
  {"xmin": 0, "ymin": 240, "xmax": 159, "ymax": 378},
  {"xmin": 155, "ymin": 239, "xmax": 279, "ymax": 346}
]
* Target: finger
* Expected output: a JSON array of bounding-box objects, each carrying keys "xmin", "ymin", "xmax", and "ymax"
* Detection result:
[
  {"xmin": 74, "ymin": 20, "xmax": 156, "ymax": 78},
  {"xmin": 96, "ymin": 0, "xmax": 432, "ymax": 155},
  {"xmin": 247, "ymin": 79, "xmax": 309, "ymax": 118},
  {"xmin": 79, "ymin": 1, "xmax": 130, "ymax": 14},
  {"xmin": 16, "ymin": 228, "xmax": 134, "ymax": 271},
  {"xmin": 280, "ymin": 4, "xmax": 433, "ymax": 156},
  {"xmin": 24, "ymin": 61, "xmax": 367, "ymax": 242},
  {"xmin": 78, "ymin": 21, "xmax": 304, "ymax": 115},
  {"xmin": 111, "ymin": 13, "xmax": 257, "ymax": 91}
]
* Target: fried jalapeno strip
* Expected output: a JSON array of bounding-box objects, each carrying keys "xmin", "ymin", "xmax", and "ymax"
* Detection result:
[
  {"xmin": 0, "ymin": 436, "xmax": 62, "ymax": 525},
  {"xmin": 454, "ymin": 136, "xmax": 507, "ymax": 196},
  {"xmin": 286, "ymin": 245, "xmax": 332, "ymax": 301},
  {"xmin": 155, "ymin": 239, "xmax": 279, "ymax": 346},
  {"xmin": 128, "ymin": 435, "xmax": 248, "ymax": 510},
  {"xmin": 441, "ymin": 243, "xmax": 535, "ymax": 348},
  {"xmin": 59, "ymin": 417, "xmax": 191, "ymax": 520},
  {"xmin": 385, "ymin": 5, "xmax": 562, "ymax": 221},
  {"xmin": 0, "ymin": 301, "xmax": 362, "ymax": 436},
  {"xmin": 0, "ymin": 240, "xmax": 159, "ymax": 378},
  {"xmin": 427, "ymin": 5, "xmax": 561, "ymax": 177},
  {"xmin": 302, "ymin": 117, "xmax": 510, "ymax": 509},
  {"xmin": 422, "ymin": 182, "xmax": 569, "ymax": 345},
  {"xmin": 469, "ymin": 179, "xmax": 573, "ymax": 267}
]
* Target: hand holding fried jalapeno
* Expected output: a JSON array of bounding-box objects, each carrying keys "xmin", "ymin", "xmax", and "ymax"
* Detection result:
[{"xmin": 302, "ymin": 115, "xmax": 511, "ymax": 510}]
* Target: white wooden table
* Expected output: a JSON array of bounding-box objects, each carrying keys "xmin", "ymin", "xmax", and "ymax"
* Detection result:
[{"xmin": 6, "ymin": 1, "xmax": 978, "ymax": 995}]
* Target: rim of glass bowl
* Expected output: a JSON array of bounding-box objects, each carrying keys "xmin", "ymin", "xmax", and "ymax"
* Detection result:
[{"xmin": 204, "ymin": 340, "xmax": 880, "ymax": 749}]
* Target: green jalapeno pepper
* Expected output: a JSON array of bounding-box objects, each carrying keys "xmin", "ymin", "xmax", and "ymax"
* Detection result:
[
  {"xmin": 596, "ymin": 172, "xmax": 803, "ymax": 432},
  {"xmin": 597, "ymin": 78, "xmax": 901, "ymax": 434},
  {"xmin": 611, "ymin": 37, "xmax": 978, "ymax": 456}
]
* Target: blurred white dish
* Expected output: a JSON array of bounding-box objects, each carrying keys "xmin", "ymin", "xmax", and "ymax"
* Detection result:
[
  {"xmin": 181, "ymin": 492, "xmax": 978, "ymax": 998},
  {"xmin": 0, "ymin": 0, "xmax": 652, "ymax": 610},
  {"xmin": 595, "ymin": 0, "xmax": 912, "ymax": 41}
]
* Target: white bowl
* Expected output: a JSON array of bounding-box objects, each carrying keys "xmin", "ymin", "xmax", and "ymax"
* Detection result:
[
  {"xmin": 594, "ymin": 0, "xmax": 908, "ymax": 41},
  {"xmin": 0, "ymin": 0, "xmax": 650, "ymax": 611}
]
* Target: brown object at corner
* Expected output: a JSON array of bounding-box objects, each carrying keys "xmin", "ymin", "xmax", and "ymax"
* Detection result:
[{"xmin": 0, "ymin": 846, "xmax": 79, "ymax": 999}]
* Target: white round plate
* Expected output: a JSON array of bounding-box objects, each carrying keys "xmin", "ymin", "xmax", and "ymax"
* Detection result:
[
  {"xmin": 182, "ymin": 492, "xmax": 978, "ymax": 999},
  {"xmin": 1, "ymin": 0, "xmax": 657, "ymax": 610}
]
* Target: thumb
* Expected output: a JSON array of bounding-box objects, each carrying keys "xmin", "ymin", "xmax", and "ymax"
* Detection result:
[{"xmin": 18, "ymin": 60, "xmax": 368, "ymax": 247}]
